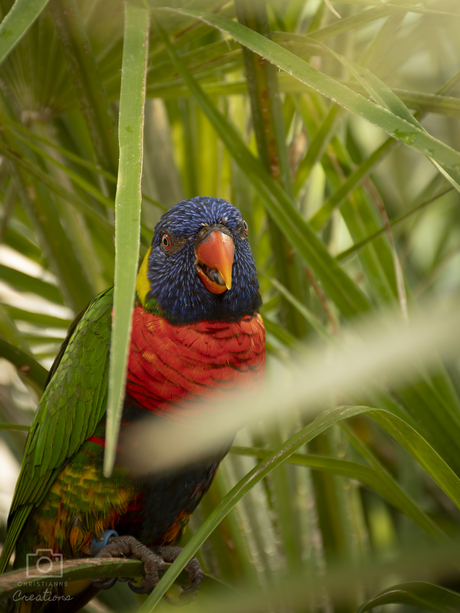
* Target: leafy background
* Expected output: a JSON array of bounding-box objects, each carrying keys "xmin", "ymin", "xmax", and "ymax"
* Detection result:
[{"xmin": 1, "ymin": 0, "xmax": 460, "ymax": 611}]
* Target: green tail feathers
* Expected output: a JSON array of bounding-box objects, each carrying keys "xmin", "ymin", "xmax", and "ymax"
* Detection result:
[{"xmin": 0, "ymin": 508, "xmax": 30, "ymax": 573}]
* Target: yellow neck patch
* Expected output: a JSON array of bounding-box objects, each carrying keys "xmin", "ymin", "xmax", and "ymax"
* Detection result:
[{"xmin": 136, "ymin": 247, "xmax": 152, "ymax": 306}]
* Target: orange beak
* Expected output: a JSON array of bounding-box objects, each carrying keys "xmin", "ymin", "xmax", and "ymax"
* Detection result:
[{"xmin": 195, "ymin": 230, "xmax": 234, "ymax": 295}]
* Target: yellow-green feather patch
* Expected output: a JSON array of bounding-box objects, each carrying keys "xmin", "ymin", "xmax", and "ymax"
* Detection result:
[{"xmin": 136, "ymin": 247, "xmax": 152, "ymax": 306}]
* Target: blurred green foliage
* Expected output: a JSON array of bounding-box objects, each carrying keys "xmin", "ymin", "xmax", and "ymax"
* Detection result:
[{"xmin": 0, "ymin": 1, "xmax": 460, "ymax": 611}]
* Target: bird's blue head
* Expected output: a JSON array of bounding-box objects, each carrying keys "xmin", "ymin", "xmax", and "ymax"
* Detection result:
[{"xmin": 136, "ymin": 197, "xmax": 262, "ymax": 324}]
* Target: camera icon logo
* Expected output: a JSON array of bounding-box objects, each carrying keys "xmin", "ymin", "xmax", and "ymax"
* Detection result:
[{"xmin": 26, "ymin": 549, "xmax": 64, "ymax": 578}]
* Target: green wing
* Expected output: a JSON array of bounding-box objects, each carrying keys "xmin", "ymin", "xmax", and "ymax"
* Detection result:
[{"xmin": 0, "ymin": 288, "xmax": 114, "ymax": 573}]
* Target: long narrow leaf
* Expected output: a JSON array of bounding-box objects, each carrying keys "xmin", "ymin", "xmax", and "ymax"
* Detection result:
[
  {"xmin": 0, "ymin": 0, "xmax": 49, "ymax": 66},
  {"xmin": 337, "ymin": 187, "xmax": 453, "ymax": 261},
  {"xmin": 333, "ymin": 51, "xmax": 460, "ymax": 191},
  {"xmin": 136, "ymin": 400, "xmax": 460, "ymax": 610},
  {"xmin": 0, "ymin": 339, "xmax": 48, "ymax": 391},
  {"xmin": 104, "ymin": 2, "xmax": 149, "ymax": 477},
  {"xmin": 0, "ymin": 94, "xmax": 95, "ymax": 311},
  {"xmin": 231, "ymin": 446, "xmax": 442, "ymax": 539},
  {"xmin": 168, "ymin": 9, "xmax": 460, "ymax": 174},
  {"xmin": 48, "ymin": 0, "xmax": 118, "ymax": 178},
  {"xmin": 137, "ymin": 405, "xmax": 374, "ymax": 611},
  {"xmin": 368, "ymin": 410, "xmax": 460, "ymax": 509},
  {"xmin": 357, "ymin": 581, "xmax": 460, "ymax": 613}
]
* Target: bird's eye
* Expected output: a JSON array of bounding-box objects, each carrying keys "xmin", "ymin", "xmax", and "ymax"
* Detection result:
[
  {"xmin": 242, "ymin": 220, "xmax": 248, "ymax": 235},
  {"xmin": 161, "ymin": 233, "xmax": 171, "ymax": 251}
]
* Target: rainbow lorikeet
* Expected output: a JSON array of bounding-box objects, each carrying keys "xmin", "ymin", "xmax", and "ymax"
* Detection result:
[{"xmin": 0, "ymin": 197, "xmax": 265, "ymax": 610}]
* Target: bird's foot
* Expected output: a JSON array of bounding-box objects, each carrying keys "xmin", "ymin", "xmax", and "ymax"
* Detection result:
[
  {"xmin": 150, "ymin": 545, "xmax": 203, "ymax": 605},
  {"xmin": 91, "ymin": 535, "xmax": 165, "ymax": 594},
  {"xmin": 90, "ymin": 536, "xmax": 203, "ymax": 602}
]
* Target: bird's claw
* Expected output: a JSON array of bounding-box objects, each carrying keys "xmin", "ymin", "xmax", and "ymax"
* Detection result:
[
  {"xmin": 127, "ymin": 580, "xmax": 150, "ymax": 594},
  {"xmin": 90, "ymin": 537, "xmax": 204, "ymax": 601},
  {"xmin": 91, "ymin": 576, "xmax": 118, "ymax": 590},
  {"xmin": 91, "ymin": 535, "xmax": 165, "ymax": 594},
  {"xmin": 151, "ymin": 546, "xmax": 203, "ymax": 605}
]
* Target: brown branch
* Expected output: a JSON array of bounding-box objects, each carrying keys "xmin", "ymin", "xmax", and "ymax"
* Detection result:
[
  {"xmin": 0, "ymin": 559, "xmax": 143, "ymax": 598},
  {"xmin": 305, "ymin": 267, "xmax": 339, "ymax": 336}
]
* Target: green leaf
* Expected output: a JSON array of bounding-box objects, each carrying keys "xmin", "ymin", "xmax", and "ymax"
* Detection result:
[
  {"xmin": 357, "ymin": 581, "xmax": 460, "ymax": 612},
  {"xmin": 266, "ymin": 276, "xmax": 333, "ymax": 342},
  {"xmin": 48, "ymin": 0, "xmax": 118, "ymax": 178},
  {"xmin": 0, "ymin": 0, "xmax": 50, "ymax": 66},
  {"xmin": 0, "ymin": 140, "xmax": 113, "ymax": 230},
  {"xmin": 0, "ymin": 424, "xmax": 30, "ymax": 432},
  {"xmin": 137, "ymin": 405, "xmax": 371, "ymax": 611},
  {"xmin": 168, "ymin": 9, "xmax": 460, "ymax": 175},
  {"xmin": 231, "ymin": 444, "xmax": 442, "ymax": 539},
  {"xmin": 104, "ymin": 2, "xmax": 149, "ymax": 477},
  {"xmin": 3, "ymin": 305, "xmax": 71, "ymax": 328},
  {"xmin": 0, "ymin": 263, "xmax": 63, "ymax": 304},
  {"xmin": 368, "ymin": 408, "xmax": 460, "ymax": 506},
  {"xmin": 293, "ymin": 102, "xmax": 343, "ymax": 197},
  {"xmin": 138, "ymin": 402, "xmax": 460, "ymax": 610},
  {"xmin": 4, "ymin": 117, "xmax": 117, "ymax": 182},
  {"xmin": 306, "ymin": 0, "xmax": 413, "ymax": 41},
  {"xmin": 336, "ymin": 187, "xmax": 453, "ymax": 262},
  {"xmin": 0, "ymin": 338, "xmax": 48, "ymax": 392},
  {"xmin": 332, "ymin": 51, "xmax": 460, "ymax": 191}
]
